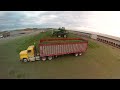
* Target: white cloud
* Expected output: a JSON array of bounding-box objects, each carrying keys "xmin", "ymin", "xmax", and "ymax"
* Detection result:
[
  {"xmin": 0, "ymin": 11, "xmax": 120, "ymax": 37},
  {"xmin": 23, "ymin": 11, "xmax": 47, "ymax": 17}
]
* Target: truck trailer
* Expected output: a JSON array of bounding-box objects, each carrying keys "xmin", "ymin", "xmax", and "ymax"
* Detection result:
[{"xmin": 19, "ymin": 38, "xmax": 88, "ymax": 62}]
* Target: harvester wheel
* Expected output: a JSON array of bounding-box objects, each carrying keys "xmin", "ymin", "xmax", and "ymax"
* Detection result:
[
  {"xmin": 75, "ymin": 53, "xmax": 79, "ymax": 57},
  {"xmin": 42, "ymin": 57, "xmax": 46, "ymax": 61},
  {"xmin": 23, "ymin": 58, "xmax": 28, "ymax": 62},
  {"xmin": 64, "ymin": 35, "xmax": 67, "ymax": 38},
  {"xmin": 58, "ymin": 35, "xmax": 61, "ymax": 37},
  {"xmin": 48, "ymin": 56, "xmax": 52, "ymax": 60}
]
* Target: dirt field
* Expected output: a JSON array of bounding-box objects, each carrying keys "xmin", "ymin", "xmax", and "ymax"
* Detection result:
[
  {"xmin": 0, "ymin": 30, "xmax": 120, "ymax": 79},
  {"xmin": 0, "ymin": 30, "xmax": 41, "ymax": 44}
]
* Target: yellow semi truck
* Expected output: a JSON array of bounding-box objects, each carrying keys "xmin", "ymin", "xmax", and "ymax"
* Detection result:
[
  {"xmin": 19, "ymin": 45, "xmax": 40, "ymax": 62},
  {"xmin": 19, "ymin": 38, "xmax": 88, "ymax": 62}
]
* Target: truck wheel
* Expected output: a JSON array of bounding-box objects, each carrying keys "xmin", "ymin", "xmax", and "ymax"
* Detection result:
[
  {"xmin": 23, "ymin": 58, "xmax": 28, "ymax": 62},
  {"xmin": 48, "ymin": 56, "xmax": 52, "ymax": 60},
  {"xmin": 75, "ymin": 53, "xmax": 79, "ymax": 57},
  {"xmin": 79, "ymin": 53, "xmax": 82, "ymax": 56},
  {"xmin": 42, "ymin": 57, "xmax": 46, "ymax": 61}
]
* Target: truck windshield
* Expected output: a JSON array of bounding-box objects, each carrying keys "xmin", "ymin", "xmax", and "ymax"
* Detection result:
[{"xmin": 27, "ymin": 50, "xmax": 31, "ymax": 53}]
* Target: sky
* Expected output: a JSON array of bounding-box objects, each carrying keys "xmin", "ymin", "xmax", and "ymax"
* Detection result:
[{"xmin": 0, "ymin": 11, "xmax": 120, "ymax": 37}]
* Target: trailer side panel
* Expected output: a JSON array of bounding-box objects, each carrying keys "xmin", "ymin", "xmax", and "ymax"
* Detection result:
[{"xmin": 40, "ymin": 42, "xmax": 88, "ymax": 57}]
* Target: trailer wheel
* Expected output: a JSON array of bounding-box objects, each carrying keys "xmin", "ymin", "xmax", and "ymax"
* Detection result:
[
  {"xmin": 55, "ymin": 55, "xmax": 58, "ymax": 58},
  {"xmin": 79, "ymin": 53, "xmax": 82, "ymax": 56},
  {"xmin": 48, "ymin": 56, "xmax": 52, "ymax": 60},
  {"xmin": 75, "ymin": 53, "xmax": 79, "ymax": 57},
  {"xmin": 42, "ymin": 57, "xmax": 46, "ymax": 61},
  {"xmin": 23, "ymin": 58, "xmax": 28, "ymax": 62}
]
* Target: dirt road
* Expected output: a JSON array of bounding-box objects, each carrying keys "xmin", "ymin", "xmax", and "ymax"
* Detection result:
[{"xmin": 0, "ymin": 30, "xmax": 41, "ymax": 44}]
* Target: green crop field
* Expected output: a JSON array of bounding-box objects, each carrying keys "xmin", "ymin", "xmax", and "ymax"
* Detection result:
[{"xmin": 0, "ymin": 30, "xmax": 120, "ymax": 79}]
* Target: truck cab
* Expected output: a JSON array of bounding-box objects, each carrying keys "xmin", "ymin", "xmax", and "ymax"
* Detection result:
[{"xmin": 19, "ymin": 45, "xmax": 35, "ymax": 62}]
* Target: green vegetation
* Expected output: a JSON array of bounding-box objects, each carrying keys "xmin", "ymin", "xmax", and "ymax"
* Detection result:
[
  {"xmin": 0, "ymin": 30, "xmax": 120, "ymax": 79},
  {"xmin": 88, "ymin": 40, "xmax": 100, "ymax": 48},
  {"xmin": 16, "ymin": 31, "xmax": 52, "ymax": 53},
  {"xmin": 16, "ymin": 30, "xmax": 86, "ymax": 53},
  {"xmin": 41, "ymin": 40, "xmax": 86, "ymax": 44}
]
